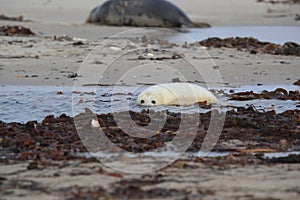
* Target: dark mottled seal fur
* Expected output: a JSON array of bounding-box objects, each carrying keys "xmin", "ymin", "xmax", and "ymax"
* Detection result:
[{"xmin": 86, "ymin": 0, "xmax": 210, "ymax": 28}]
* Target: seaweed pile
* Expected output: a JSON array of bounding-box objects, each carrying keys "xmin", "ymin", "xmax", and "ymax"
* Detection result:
[
  {"xmin": 1, "ymin": 106, "xmax": 299, "ymax": 163},
  {"xmin": 229, "ymin": 88, "xmax": 300, "ymax": 101},
  {"xmin": 199, "ymin": 37, "xmax": 300, "ymax": 56},
  {"xmin": 0, "ymin": 25, "xmax": 35, "ymax": 36},
  {"xmin": 257, "ymin": 0, "xmax": 300, "ymax": 4}
]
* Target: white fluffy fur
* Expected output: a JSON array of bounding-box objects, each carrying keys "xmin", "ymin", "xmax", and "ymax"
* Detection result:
[{"xmin": 137, "ymin": 83, "xmax": 218, "ymax": 106}]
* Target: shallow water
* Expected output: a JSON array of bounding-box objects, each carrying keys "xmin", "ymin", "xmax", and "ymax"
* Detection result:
[
  {"xmin": 80, "ymin": 150, "xmax": 300, "ymax": 159},
  {"xmin": 186, "ymin": 26, "xmax": 300, "ymax": 45},
  {"xmin": 0, "ymin": 85, "xmax": 73, "ymax": 123},
  {"xmin": 0, "ymin": 84, "xmax": 299, "ymax": 123},
  {"xmin": 104, "ymin": 26, "xmax": 300, "ymax": 45},
  {"xmin": 263, "ymin": 151, "xmax": 300, "ymax": 159},
  {"xmin": 79, "ymin": 151, "xmax": 231, "ymax": 159}
]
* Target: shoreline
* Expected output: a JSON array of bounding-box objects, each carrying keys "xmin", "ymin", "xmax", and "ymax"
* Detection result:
[
  {"xmin": 1, "ymin": 0, "xmax": 300, "ymax": 199},
  {"xmin": 1, "ymin": 83, "xmax": 299, "ymax": 123},
  {"xmin": 1, "ymin": 105, "xmax": 300, "ymax": 199}
]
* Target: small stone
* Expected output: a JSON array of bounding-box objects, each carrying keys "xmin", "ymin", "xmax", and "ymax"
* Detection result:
[{"xmin": 91, "ymin": 119, "xmax": 100, "ymax": 128}]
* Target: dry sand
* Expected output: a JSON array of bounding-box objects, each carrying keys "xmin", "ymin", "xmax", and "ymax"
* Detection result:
[
  {"xmin": 0, "ymin": 0, "xmax": 299, "ymax": 87},
  {"xmin": 1, "ymin": 35, "xmax": 299, "ymax": 87},
  {"xmin": 1, "ymin": 0, "xmax": 300, "ymax": 86},
  {"xmin": 0, "ymin": 0, "xmax": 300, "ymax": 199}
]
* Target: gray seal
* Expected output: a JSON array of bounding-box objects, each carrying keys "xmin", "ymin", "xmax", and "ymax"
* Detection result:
[{"xmin": 86, "ymin": 0, "xmax": 210, "ymax": 28}]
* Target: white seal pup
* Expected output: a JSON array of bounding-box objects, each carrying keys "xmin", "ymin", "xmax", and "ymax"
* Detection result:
[
  {"xmin": 137, "ymin": 83, "xmax": 218, "ymax": 106},
  {"xmin": 86, "ymin": 0, "xmax": 210, "ymax": 28}
]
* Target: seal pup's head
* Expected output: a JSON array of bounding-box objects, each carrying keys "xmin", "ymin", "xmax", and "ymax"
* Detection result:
[{"xmin": 137, "ymin": 89, "xmax": 163, "ymax": 106}]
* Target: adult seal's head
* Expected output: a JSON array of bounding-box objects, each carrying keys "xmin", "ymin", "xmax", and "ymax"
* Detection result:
[
  {"xmin": 86, "ymin": 0, "xmax": 210, "ymax": 28},
  {"xmin": 86, "ymin": 1, "xmax": 113, "ymax": 24}
]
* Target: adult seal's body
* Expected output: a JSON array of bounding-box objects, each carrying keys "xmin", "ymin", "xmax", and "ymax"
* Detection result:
[
  {"xmin": 137, "ymin": 83, "xmax": 218, "ymax": 106},
  {"xmin": 86, "ymin": 0, "xmax": 210, "ymax": 28}
]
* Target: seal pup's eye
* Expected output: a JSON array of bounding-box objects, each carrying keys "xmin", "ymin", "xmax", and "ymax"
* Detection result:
[
  {"xmin": 140, "ymin": 100, "xmax": 145, "ymax": 104},
  {"xmin": 151, "ymin": 100, "xmax": 156, "ymax": 105}
]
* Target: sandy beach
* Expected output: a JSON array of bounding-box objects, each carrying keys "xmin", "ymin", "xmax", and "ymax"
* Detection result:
[{"xmin": 1, "ymin": 0, "xmax": 300, "ymax": 199}]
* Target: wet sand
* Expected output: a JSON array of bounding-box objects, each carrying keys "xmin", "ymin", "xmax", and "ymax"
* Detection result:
[{"xmin": 1, "ymin": 0, "xmax": 300, "ymax": 199}]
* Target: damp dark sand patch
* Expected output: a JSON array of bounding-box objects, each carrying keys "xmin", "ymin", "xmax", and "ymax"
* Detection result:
[
  {"xmin": 0, "ymin": 14, "xmax": 31, "ymax": 22},
  {"xmin": 199, "ymin": 37, "xmax": 300, "ymax": 56},
  {"xmin": 0, "ymin": 14, "xmax": 24, "ymax": 22}
]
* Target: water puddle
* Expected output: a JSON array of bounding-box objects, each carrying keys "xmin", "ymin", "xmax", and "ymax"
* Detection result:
[
  {"xmin": 119, "ymin": 26, "xmax": 300, "ymax": 45},
  {"xmin": 263, "ymin": 151, "xmax": 300, "ymax": 159},
  {"xmin": 222, "ymin": 84, "xmax": 300, "ymax": 113},
  {"xmin": 79, "ymin": 150, "xmax": 300, "ymax": 160},
  {"xmin": 0, "ymin": 85, "xmax": 73, "ymax": 123},
  {"xmin": 0, "ymin": 84, "xmax": 299, "ymax": 122},
  {"xmin": 183, "ymin": 26, "xmax": 300, "ymax": 45}
]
